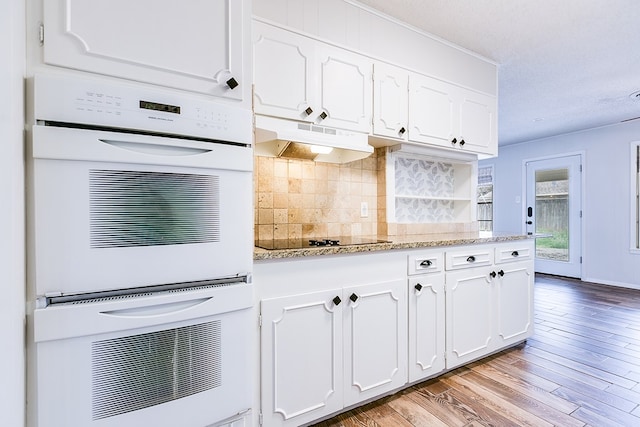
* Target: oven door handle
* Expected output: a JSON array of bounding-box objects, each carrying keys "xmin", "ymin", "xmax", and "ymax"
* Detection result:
[
  {"xmin": 99, "ymin": 297, "xmax": 212, "ymax": 318},
  {"xmin": 99, "ymin": 139, "xmax": 212, "ymax": 156}
]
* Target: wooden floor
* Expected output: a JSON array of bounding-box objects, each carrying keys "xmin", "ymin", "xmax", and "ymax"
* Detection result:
[{"xmin": 311, "ymin": 274, "xmax": 640, "ymax": 427}]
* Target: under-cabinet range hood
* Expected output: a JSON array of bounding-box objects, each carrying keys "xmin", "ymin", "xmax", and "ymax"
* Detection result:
[{"xmin": 254, "ymin": 115, "xmax": 373, "ymax": 163}]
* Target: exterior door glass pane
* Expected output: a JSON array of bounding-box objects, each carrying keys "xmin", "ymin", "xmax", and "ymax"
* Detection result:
[{"xmin": 535, "ymin": 168, "xmax": 569, "ymax": 262}]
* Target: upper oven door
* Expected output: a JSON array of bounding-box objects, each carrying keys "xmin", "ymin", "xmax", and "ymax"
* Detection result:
[{"xmin": 29, "ymin": 125, "xmax": 253, "ymax": 297}]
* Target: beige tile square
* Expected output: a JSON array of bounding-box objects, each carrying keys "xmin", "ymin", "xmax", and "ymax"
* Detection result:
[
  {"xmin": 288, "ymin": 161, "xmax": 302, "ymax": 179},
  {"xmin": 288, "ymin": 178, "xmax": 302, "ymax": 193},
  {"xmin": 273, "ymin": 224, "xmax": 288, "ymax": 239},
  {"xmin": 256, "ymin": 156, "xmax": 274, "ymax": 176},
  {"xmin": 302, "ymin": 193, "xmax": 315, "ymax": 208},
  {"xmin": 274, "ymin": 192, "xmax": 289, "ymax": 209},
  {"xmin": 301, "ymin": 179, "xmax": 315, "ymax": 194},
  {"xmin": 302, "ymin": 163, "xmax": 315, "ymax": 180},
  {"xmin": 315, "ymin": 194, "xmax": 329, "ymax": 209},
  {"xmin": 315, "ymin": 163, "xmax": 328, "ymax": 181},
  {"xmin": 288, "ymin": 208, "xmax": 301, "ymax": 224},
  {"xmin": 288, "ymin": 193, "xmax": 303, "ymax": 208},
  {"xmin": 274, "ymin": 159, "xmax": 289, "ymax": 178},
  {"xmin": 315, "ymin": 178, "xmax": 329, "ymax": 194},
  {"xmin": 327, "ymin": 223, "xmax": 342, "ymax": 237},
  {"xmin": 274, "ymin": 177, "xmax": 288, "ymax": 193},
  {"xmin": 257, "ymin": 224, "xmax": 274, "ymax": 241},
  {"xmin": 274, "ymin": 209, "xmax": 288, "ymax": 224},
  {"xmin": 257, "ymin": 174, "xmax": 273, "ymax": 193},
  {"xmin": 288, "ymin": 224, "xmax": 302, "ymax": 239},
  {"xmin": 258, "ymin": 208, "xmax": 274, "ymax": 225},
  {"xmin": 257, "ymin": 192, "xmax": 273, "ymax": 208}
]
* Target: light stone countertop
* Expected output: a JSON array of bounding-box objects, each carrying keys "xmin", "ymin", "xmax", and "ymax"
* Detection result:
[{"xmin": 254, "ymin": 232, "xmax": 531, "ymax": 261}]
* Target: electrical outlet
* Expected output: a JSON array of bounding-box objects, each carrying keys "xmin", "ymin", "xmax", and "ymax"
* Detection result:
[{"xmin": 360, "ymin": 202, "xmax": 368, "ymax": 218}]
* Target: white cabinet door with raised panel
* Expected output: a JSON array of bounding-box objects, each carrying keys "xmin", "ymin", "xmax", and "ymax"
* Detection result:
[
  {"xmin": 445, "ymin": 267, "xmax": 495, "ymax": 368},
  {"xmin": 408, "ymin": 73, "xmax": 456, "ymax": 147},
  {"xmin": 253, "ymin": 21, "xmax": 315, "ymax": 121},
  {"xmin": 260, "ymin": 289, "xmax": 343, "ymax": 427},
  {"xmin": 316, "ymin": 44, "xmax": 373, "ymax": 133},
  {"xmin": 408, "ymin": 275, "xmax": 446, "ymax": 382},
  {"xmin": 495, "ymin": 261, "xmax": 534, "ymax": 347},
  {"xmin": 373, "ymin": 63, "xmax": 409, "ymax": 140},
  {"xmin": 43, "ymin": 0, "xmax": 248, "ymax": 102},
  {"xmin": 343, "ymin": 279, "xmax": 407, "ymax": 407},
  {"xmin": 458, "ymin": 90, "xmax": 497, "ymax": 156}
]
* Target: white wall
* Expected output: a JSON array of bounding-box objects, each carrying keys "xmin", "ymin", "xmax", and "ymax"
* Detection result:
[
  {"xmin": 482, "ymin": 119, "xmax": 640, "ymax": 288},
  {"xmin": 0, "ymin": 0, "xmax": 26, "ymax": 426}
]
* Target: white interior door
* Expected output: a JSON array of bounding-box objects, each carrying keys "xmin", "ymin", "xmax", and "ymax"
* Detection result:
[{"xmin": 525, "ymin": 155, "xmax": 582, "ymax": 278}]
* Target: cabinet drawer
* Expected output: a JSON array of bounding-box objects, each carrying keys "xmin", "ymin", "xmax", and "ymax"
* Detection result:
[
  {"xmin": 445, "ymin": 248, "xmax": 493, "ymax": 270},
  {"xmin": 408, "ymin": 252, "xmax": 443, "ymax": 275},
  {"xmin": 495, "ymin": 245, "xmax": 533, "ymax": 264}
]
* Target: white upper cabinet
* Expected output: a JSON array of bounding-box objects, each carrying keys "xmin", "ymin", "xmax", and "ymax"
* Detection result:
[
  {"xmin": 41, "ymin": 0, "xmax": 249, "ymax": 104},
  {"xmin": 372, "ymin": 62, "xmax": 409, "ymax": 141},
  {"xmin": 253, "ymin": 20, "xmax": 372, "ymax": 133},
  {"xmin": 409, "ymin": 74, "xmax": 497, "ymax": 156}
]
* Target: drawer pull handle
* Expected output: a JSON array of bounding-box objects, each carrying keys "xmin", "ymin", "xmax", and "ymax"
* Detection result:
[
  {"xmin": 498, "ymin": 270, "xmax": 505, "ymax": 277},
  {"xmin": 415, "ymin": 283, "xmax": 423, "ymax": 291},
  {"xmin": 466, "ymin": 256, "xmax": 476, "ymax": 263},
  {"xmin": 399, "ymin": 126, "xmax": 406, "ymax": 135},
  {"xmin": 511, "ymin": 251, "xmax": 519, "ymax": 257},
  {"xmin": 332, "ymin": 296, "xmax": 341, "ymax": 306},
  {"xmin": 350, "ymin": 293, "xmax": 359, "ymax": 303},
  {"xmin": 420, "ymin": 259, "xmax": 432, "ymax": 267},
  {"xmin": 490, "ymin": 271, "xmax": 497, "ymax": 278},
  {"xmin": 304, "ymin": 107, "xmax": 314, "ymax": 116},
  {"xmin": 319, "ymin": 111, "xmax": 328, "ymax": 120},
  {"xmin": 451, "ymin": 137, "xmax": 458, "ymax": 145},
  {"xmin": 459, "ymin": 139, "xmax": 466, "ymax": 146}
]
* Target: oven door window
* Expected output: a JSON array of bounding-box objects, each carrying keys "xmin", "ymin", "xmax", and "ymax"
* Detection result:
[{"xmin": 90, "ymin": 169, "xmax": 220, "ymax": 248}]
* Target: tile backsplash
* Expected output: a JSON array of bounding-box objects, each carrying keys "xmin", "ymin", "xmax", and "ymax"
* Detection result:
[
  {"xmin": 254, "ymin": 153, "xmax": 378, "ymax": 241},
  {"xmin": 254, "ymin": 148, "xmax": 477, "ymax": 242}
]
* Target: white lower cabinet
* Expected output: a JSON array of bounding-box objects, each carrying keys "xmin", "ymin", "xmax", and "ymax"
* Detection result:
[
  {"xmin": 260, "ymin": 279, "xmax": 406, "ymax": 427},
  {"xmin": 257, "ymin": 240, "xmax": 534, "ymax": 426},
  {"xmin": 495, "ymin": 261, "xmax": 535, "ymax": 348},
  {"xmin": 445, "ymin": 266, "xmax": 496, "ymax": 368},
  {"xmin": 408, "ymin": 274, "xmax": 446, "ymax": 382}
]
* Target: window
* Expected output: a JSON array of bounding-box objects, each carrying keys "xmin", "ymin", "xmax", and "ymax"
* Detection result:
[
  {"xmin": 632, "ymin": 142, "xmax": 640, "ymax": 252},
  {"xmin": 477, "ymin": 165, "xmax": 493, "ymax": 232}
]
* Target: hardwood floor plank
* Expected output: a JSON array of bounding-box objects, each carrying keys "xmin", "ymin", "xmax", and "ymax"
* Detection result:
[
  {"xmin": 311, "ymin": 275, "xmax": 640, "ymax": 427},
  {"xmin": 441, "ymin": 373, "xmax": 556, "ymax": 427},
  {"xmin": 468, "ymin": 360, "xmax": 577, "ymax": 413}
]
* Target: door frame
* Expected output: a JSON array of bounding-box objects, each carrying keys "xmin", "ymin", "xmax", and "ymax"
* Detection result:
[{"xmin": 521, "ymin": 151, "xmax": 585, "ymax": 279}]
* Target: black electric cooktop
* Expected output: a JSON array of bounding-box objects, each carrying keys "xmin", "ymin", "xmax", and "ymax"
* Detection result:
[{"xmin": 255, "ymin": 236, "xmax": 390, "ymax": 250}]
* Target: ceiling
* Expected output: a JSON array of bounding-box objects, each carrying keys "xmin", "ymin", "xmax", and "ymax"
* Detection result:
[{"xmin": 356, "ymin": 0, "xmax": 640, "ymax": 146}]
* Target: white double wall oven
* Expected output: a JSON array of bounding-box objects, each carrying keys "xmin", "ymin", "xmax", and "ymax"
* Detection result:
[{"xmin": 26, "ymin": 72, "xmax": 254, "ymax": 427}]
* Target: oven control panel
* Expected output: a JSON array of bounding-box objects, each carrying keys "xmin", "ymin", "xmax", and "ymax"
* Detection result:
[{"xmin": 32, "ymin": 72, "xmax": 252, "ymax": 145}]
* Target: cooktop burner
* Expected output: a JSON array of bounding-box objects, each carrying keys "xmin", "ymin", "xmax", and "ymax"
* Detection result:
[{"xmin": 255, "ymin": 236, "xmax": 390, "ymax": 250}]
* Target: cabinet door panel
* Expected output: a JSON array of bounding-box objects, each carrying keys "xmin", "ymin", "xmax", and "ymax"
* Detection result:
[
  {"xmin": 44, "ymin": 0, "xmax": 245, "ymax": 100},
  {"xmin": 408, "ymin": 275, "xmax": 446, "ymax": 382},
  {"xmin": 253, "ymin": 22, "xmax": 315, "ymax": 121},
  {"xmin": 373, "ymin": 63, "xmax": 408, "ymax": 139},
  {"xmin": 261, "ymin": 290, "xmax": 343, "ymax": 427},
  {"xmin": 408, "ymin": 74, "xmax": 455, "ymax": 146},
  {"xmin": 343, "ymin": 280, "xmax": 407, "ymax": 406},
  {"xmin": 445, "ymin": 268, "xmax": 494, "ymax": 368},
  {"xmin": 458, "ymin": 91, "xmax": 496, "ymax": 155},
  {"xmin": 497, "ymin": 262, "xmax": 534, "ymax": 346},
  {"xmin": 317, "ymin": 45, "xmax": 372, "ymax": 132}
]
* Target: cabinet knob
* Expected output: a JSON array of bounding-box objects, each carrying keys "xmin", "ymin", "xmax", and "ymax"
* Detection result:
[
  {"xmin": 511, "ymin": 251, "xmax": 519, "ymax": 257},
  {"xmin": 414, "ymin": 283, "xmax": 423, "ymax": 291},
  {"xmin": 459, "ymin": 139, "xmax": 466, "ymax": 146},
  {"xmin": 399, "ymin": 127, "xmax": 406, "ymax": 135},
  {"xmin": 349, "ymin": 293, "xmax": 359, "ymax": 302},
  {"xmin": 490, "ymin": 271, "xmax": 497, "ymax": 278},
  {"xmin": 332, "ymin": 296, "xmax": 341, "ymax": 306},
  {"xmin": 419, "ymin": 259, "xmax": 432, "ymax": 267},
  {"xmin": 466, "ymin": 255, "xmax": 476, "ymax": 263},
  {"xmin": 498, "ymin": 270, "xmax": 505, "ymax": 277},
  {"xmin": 226, "ymin": 77, "xmax": 239, "ymax": 90},
  {"xmin": 319, "ymin": 111, "xmax": 328, "ymax": 120},
  {"xmin": 304, "ymin": 107, "xmax": 314, "ymax": 116},
  {"xmin": 451, "ymin": 137, "xmax": 458, "ymax": 145}
]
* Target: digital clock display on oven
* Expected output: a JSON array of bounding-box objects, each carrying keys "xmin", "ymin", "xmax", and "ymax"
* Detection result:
[{"xmin": 139, "ymin": 100, "xmax": 181, "ymax": 114}]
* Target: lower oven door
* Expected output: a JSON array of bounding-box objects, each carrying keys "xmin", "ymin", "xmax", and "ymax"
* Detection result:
[
  {"xmin": 29, "ymin": 283, "xmax": 252, "ymax": 427},
  {"xmin": 28, "ymin": 124, "xmax": 253, "ymax": 296}
]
